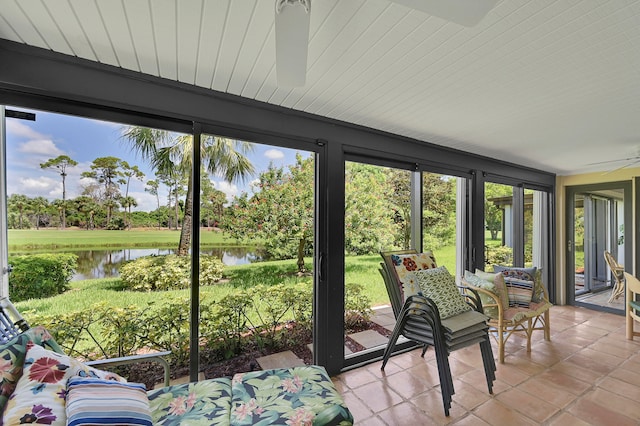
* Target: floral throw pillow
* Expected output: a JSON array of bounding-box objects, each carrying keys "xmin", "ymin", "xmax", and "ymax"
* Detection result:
[
  {"xmin": 390, "ymin": 252, "xmax": 438, "ymax": 300},
  {"xmin": 0, "ymin": 334, "xmax": 30, "ymax": 415},
  {"xmin": 3, "ymin": 343, "xmax": 125, "ymax": 426},
  {"xmin": 415, "ymin": 266, "xmax": 471, "ymax": 319}
]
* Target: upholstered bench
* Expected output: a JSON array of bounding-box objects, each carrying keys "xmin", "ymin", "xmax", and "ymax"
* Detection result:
[{"xmin": 0, "ymin": 327, "xmax": 353, "ymax": 425}]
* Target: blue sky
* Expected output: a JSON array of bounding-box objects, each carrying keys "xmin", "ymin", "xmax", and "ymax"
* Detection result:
[{"xmin": 5, "ymin": 107, "xmax": 310, "ymax": 212}]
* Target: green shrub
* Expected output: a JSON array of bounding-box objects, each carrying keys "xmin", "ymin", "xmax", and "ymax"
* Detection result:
[
  {"xmin": 485, "ymin": 245, "xmax": 512, "ymax": 267},
  {"xmin": 22, "ymin": 276, "xmax": 375, "ymax": 369},
  {"xmin": 345, "ymin": 282, "xmax": 372, "ymax": 330},
  {"xmin": 142, "ymin": 298, "xmax": 192, "ymax": 364},
  {"xmin": 119, "ymin": 254, "xmax": 224, "ymax": 291},
  {"xmin": 8, "ymin": 253, "xmax": 77, "ymax": 302}
]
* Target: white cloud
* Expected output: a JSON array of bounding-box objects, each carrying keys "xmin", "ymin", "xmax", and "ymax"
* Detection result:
[
  {"xmin": 264, "ymin": 149, "xmax": 284, "ymax": 160},
  {"xmin": 18, "ymin": 139, "xmax": 64, "ymax": 156},
  {"xmin": 6, "ymin": 120, "xmax": 47, "ymax": 139},
  {"xmin": 213, "ymin": 180, "xmax": 239, "ymax": 204},
  {"xmin": 249, "ymin": 178, "xmax": 260, "ymax": 192},
  {"xmin": 6, "ymin": 175, "xmax": 59, "ymax": 199},
  {"xmin": 128, "ymin": 191, "xmax": 157, "ymax": 212}
]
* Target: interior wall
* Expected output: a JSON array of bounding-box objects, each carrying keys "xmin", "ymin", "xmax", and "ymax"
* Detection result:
[{"xmin": 556, "ymin": 168, "xmax": 640, "ymax": 305}]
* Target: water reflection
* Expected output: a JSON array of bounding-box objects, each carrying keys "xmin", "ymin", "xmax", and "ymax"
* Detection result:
[{"xmin": 13, "ymin": 247, "xmax": 261, "ymax": 281}]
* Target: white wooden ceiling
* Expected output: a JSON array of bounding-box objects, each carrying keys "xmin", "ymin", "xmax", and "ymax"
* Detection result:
[{"xmin": 1, "ymin": 0, "xmax": 639, "ymax": 175}]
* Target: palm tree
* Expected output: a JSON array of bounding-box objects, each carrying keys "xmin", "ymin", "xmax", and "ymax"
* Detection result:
[
  {"xmin": 122, "ymin": 127, "xmax": 254, "ymax": 255},
  {"xmin": 120, "ymin": 195, "xmax": 138, "ymax": 229},
  {"xmin": 145, "ymin": 179, "xmax": 161, "ymax": 229},
  {"xmin": 8, "ymin": 194, "xmax": 30, "ymax": 229},
  {"xmin": 40, "ymin": 155, "xmax": 77, "ymax": 229},
  {"xmin": 31, "ymin": 196, "xmax": 49, "ymax": 230}
]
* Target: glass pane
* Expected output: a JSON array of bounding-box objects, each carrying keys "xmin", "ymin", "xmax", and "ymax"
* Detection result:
[
  {"xmin": 422, "ymin": 172, "xmax": 458, "ymax": 272},
  {"xmin": 343, "ymin": 162, "xmax": 410, "ymax": 358},
  {"xmin": 573, "ymin": 188, "xmax": 625, "ymax": 311},
  {"xmin": 524, "ymin": 189, "xmax": 534, "ymax": 267},
  {"xmin": 5, "ymin": 107, "xmax": 191, "ymax": 387},
  {"xmin": 212, "ymin": 142, "xmax": 316, "ymax": 376},
  {"xmin": 484, "ymin": 182, "xmax": 515, "ymax": 268}
]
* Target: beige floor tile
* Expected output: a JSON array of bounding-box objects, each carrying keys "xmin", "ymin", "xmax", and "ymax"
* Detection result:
[
  {"xmin": 516, "ymin": 377, "xmax": 577, "ymax": 408},
  {"xmin": 351, "ymin": 380, "xmax": 404, "ymax": 413},
  {"xmin": 495, "ymin": 387, "xmax": 560, "ymax": 423},
  {"xmin": 377, "ymin": 402, "xmax": 436, "ymax": 426},
  {"xmin": 568, "ymin": 395, "xmax": 638, "ymax": 426},
  {"xmin": 330, "ymin": 306, "xmax": 640, "ymax": 426},
  {"xmin": 547, "ymin": 412, "xmax": 594, "ymax": 426}
]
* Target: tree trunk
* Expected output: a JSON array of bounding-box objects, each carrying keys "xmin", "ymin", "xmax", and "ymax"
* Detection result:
[
  {"xmin": 174, "ymin": 184, "xmax": 180, "ymax": 230},
  {"xmin": 62, "ymin": 175, "xmax": 67, "ymax": 229},
  {"xmin": 177, "ymin": 173, "xmax": 193, "ymax": 256},
  {"xmin": 297, "ymin": 237, "xmax": 306, "ymax": 273}
]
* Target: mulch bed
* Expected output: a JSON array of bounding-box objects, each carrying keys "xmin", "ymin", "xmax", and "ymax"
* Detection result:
[{"xmin": 121, "ymin": 319, "xmax": 391, "ymax": 389}]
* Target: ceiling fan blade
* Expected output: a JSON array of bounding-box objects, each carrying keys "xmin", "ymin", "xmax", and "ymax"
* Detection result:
[
  {"xmin": 275, "ymin": 0, "xmax": 311, "ymax": 87},
  {"xmin": 602, "ymin": 159, "xmax": 640, "ymax": 175},
  {"xmin": 587, "ymin": 156, "xmax": 640, "ymax": 166},
  {"xmin": 389, "ymin": 0, "xmax": 498, "ymax": 27}
]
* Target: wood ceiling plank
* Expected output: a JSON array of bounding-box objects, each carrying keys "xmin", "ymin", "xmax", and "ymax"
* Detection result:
[
  {"xmin": 226, "ymin": 0, "xmax": 274, "ymax": 96},
  {"xmin": 1, "ymin": 0, "xmax": 49, "ymax": 48},
  {"xmin": 17, "ymin": 0, "xmax": 73, "ymax": 55},
  {"xmin": 69, "ymin": 0, "xmax": 119, "ymax": 66},
  {"xmin": 122, "ymin": 0, "xmax": 159, "ymax": 77},
  {"xmin": 45, "ymin": 0, "xmax": 97, "ymax": 61},
  {"xmin": 211, "ymin": 1, "xmax": 256, "ymax": 92},
  {"xmin": 94, "ymin": 0, "xmax": 140, "ymax": 71},
  {"xmin": 149, "ymin": 0, "xmax": 178, "ymax": 81},
  {"xmin": 193, "ymin": 0, "xmax": 230, "ymax": 89}
]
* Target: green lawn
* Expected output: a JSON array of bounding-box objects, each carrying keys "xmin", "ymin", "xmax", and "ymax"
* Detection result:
[
  {"xmin": 11, "ymin": 228, "xmax": 492, "ymax": 317},
  {"xmin": 8, "ymin": 228, "xmax": 237, "ymax": 249},
  {"xmin": 15, "ymin": 245, "xmax": 460, "ymax": 316}
]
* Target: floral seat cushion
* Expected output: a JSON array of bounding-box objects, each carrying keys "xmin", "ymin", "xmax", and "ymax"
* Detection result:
[
  {"xmin": 230, "ymin": 365, "xmax": 353, "ymax": 426},
  {"xmin": 147, "ymin": 377, "xmax": 233, "ymax": 425}
]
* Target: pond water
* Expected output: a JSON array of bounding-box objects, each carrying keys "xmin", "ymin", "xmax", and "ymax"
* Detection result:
[{"xmin": 13, "ymin": 247, "xmax": 262, "ymax": 281}]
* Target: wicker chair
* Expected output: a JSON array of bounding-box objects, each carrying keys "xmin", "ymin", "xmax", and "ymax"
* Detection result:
[
  {"xmin": 604, "ymin": 251, "xmax": 625, "ymax": 303},
  {"xmin": 461, "ymin": 269, "xmax": 552, "ymax": 363},
  {"xmin": 623, "ymin": 272, "xmax": 640, "ymax": 340}
]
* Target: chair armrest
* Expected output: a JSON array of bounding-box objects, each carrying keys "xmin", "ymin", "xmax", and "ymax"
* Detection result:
[
  {"xmin": 458, "ymin": 285, "xmax": 483, "ymax": 313},
  {"xmin": 461, "ymin": 279, "xmax": 505, "ymax": 323},
  {"xmin": 85, "ymin": 351, "xmax": 172, "ymax": 387},
  {"xmin": 461, "ymin": 281, "xmax": 502, "ymax": 307}
]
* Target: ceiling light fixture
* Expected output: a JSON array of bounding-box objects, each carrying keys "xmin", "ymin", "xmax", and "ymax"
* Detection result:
[{"xmin": 275, "ymin": 0, "xmax": 311, "ymax": 87}]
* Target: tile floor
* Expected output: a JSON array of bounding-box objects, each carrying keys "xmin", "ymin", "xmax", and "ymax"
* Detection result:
[{"xmin": 332, "ymin": 305, "xmax": 640, "ymax": 425}]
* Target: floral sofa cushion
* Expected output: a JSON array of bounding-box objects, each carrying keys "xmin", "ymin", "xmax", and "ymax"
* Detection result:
[
  {"xmin": 2, "ymin": 327, "xmax": 353, "ymax": 426},
  {"xmin": 147, "ymin": 377, "xmax": 233, "ymax": 425},
  {"xmin": 230, "ymin": 365, "xmax": 353, "ymax": 426}
]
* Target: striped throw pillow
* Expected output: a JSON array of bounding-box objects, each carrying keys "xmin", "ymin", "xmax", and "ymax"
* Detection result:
[
  {"xmin": 493, "ymin": 266, "xmax": 536, "ymax": 308},
  {"xmin": 66, "ymin": 377, "xmax": 152, "ymax": 426}
]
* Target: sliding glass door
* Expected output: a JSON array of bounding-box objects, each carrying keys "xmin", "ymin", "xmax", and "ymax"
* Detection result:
[{"xmin": 566, "ymin": 182, "xmax": 630, "ymax": 313}]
